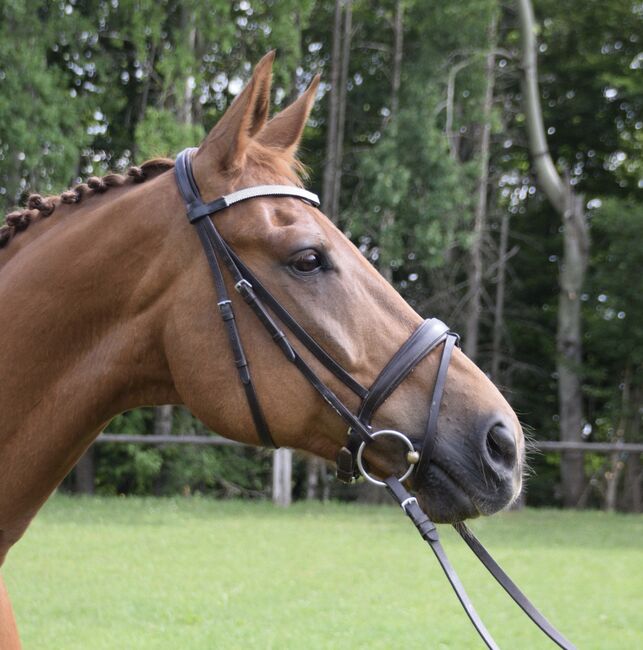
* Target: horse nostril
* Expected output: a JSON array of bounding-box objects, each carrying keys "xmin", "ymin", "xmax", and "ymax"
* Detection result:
[{"xmin": 485, "ymin": 423, "xmax": 517, "ymax": 471}]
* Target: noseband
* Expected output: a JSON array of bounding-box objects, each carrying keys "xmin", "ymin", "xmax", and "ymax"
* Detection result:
[{"xmin": 174, "ymin": 148, "xmax": 575, "ymax": 650}]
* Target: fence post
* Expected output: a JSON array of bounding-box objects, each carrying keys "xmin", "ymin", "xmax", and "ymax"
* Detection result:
[
  {"xmin": 624, "ymin": 453, "xmax": 642, "ymax": 512},
  {"xmin": 74, "ymin": 447, "xmax": 95, "ymax": 494},
  {"xmin": 272, "ymin": 448, "xmax": 292, "ymax": 507}
]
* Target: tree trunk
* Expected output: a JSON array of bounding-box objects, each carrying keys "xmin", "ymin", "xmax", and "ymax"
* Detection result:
[
  {"xmin": 623, "ymin": 383, "xmax": 641, "ymax": 512},
  {"xmin": 321, "ymin": 0, "xmax": 344, "ymax": 221},
  {"xmin": 136, "ymin": 42, "xmax": 157, "ymax": 127},
  {"xmin": 445, "ymin": 58, "xmax": 472, "ymax": 163},
  {"xmin": 306, "ymin": 457, "xmax": 320, "ymax": 499},
  {"xmin": 557, "ymin": 186, "xmax": 588, "ymax": 506},
  {"xmin": 154, "ymin": 405, "xmax": 173, "ymax": 436},
  {"xmin": 464, "ymin": 13, "xmax": 497, "ymax": 362},
  {"xmin": 518, "ymin": 0, "xmax": 589, "ymax": 507},
  {"xmin": 389, "ymin": 0, "xmax": 404, "ymax": 124},
  {"xmin": 177, "ymin": 9, "xmax": 196, "ymax": 126},
  {"xmin": 605, "ymin": 452, "xmax": 624, "ymax": 512},
  {"xmin": 380, "ymin": 0, "xmax": 404, "ymax": 284},
  {"xmin": 379, "ymin": 210, "xmax": 395, "ymax": 284},
  {"xmin": 74, "ymin": 447, "xmax": 95, "ymax": 495},
  {"xmin": 4, "ymin": 152, "xmax": 21, "ymax": 210},
  {"xmin": 605, "ymin": 367, "xmax": 630, "ymax": 511},
  {"xmin": 491, "ymin": 212, "xmax": 510, "ymax": 384},
  {"xmin": 624, "ymin": 453, "xmax": 641, "ymax": 513},
  {"xmin": 320, "ymin": 462, "xmax": 330, "ymax": 502},
  {"xmin": 331, "ymin": 0, "xmax": 353, "ymax": 223},
  {"xmin": 287, "ymin": 9, "xmax": 302, "ymax": 103}
]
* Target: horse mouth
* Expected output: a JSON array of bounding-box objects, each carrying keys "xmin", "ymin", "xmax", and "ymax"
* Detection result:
[
  {"xmin": 414, "ymin": 457, "xmax": 520, "ymax": 523},
  {"xmin": 414, "ymin": 464, "xmax": 481, "ymax": 524}
]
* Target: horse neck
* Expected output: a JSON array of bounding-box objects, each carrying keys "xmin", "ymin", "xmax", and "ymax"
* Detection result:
[{"xmin": 0, "ymin": 174, "xmax": 180, "ymax": 551}]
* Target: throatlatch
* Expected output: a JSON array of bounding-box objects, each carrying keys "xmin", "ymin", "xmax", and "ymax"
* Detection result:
[{"xmin": 174, "ymin": 148, "xmax": 576, "ymax": 650}]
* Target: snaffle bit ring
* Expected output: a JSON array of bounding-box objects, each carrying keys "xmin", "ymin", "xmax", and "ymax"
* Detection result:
[{"xmin": 356, "ymin": 429, "xmax": 417, "ymax": 487}]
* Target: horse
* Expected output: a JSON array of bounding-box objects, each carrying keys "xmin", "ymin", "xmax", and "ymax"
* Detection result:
[{"xmin": 0, "ymin": 52, "xmax": 523, "ymax": 647}]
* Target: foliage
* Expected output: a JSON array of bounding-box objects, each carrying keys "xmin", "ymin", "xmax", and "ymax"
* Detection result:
[
  {"xmin": 0, "ymin": 1, "xmax": 91, "ymax": 203},
  {"xmin": 585, "ymin": 197, "xmax": 643, "ymax": 441},
  {"xmin": 498, "ymin": 0, "xmax": 643, "ymax": 463},
  {"xmin": 0, "ymin": 0, "xmax": 640, "ymax": 505},
  {"xmin": 135, "ymin": 108, "xmax": 205, "ymax": 159},
  {"xmin": 80, "ymin": 408, "xmax": 274, "ymax": 497}
]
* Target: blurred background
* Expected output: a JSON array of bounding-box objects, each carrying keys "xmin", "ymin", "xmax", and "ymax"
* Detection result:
[{"xmin": 1, "ymin": 0, "xmax": 641, "ymax": 511}]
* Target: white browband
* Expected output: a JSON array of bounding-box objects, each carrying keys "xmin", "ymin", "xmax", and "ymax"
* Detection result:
[{"xmin": 222, "ymin": 185, "xmax": 320, "ymax": 209}]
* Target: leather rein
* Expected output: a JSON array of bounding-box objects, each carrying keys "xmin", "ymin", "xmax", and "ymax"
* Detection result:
[{"xmin": 174, "ymin": 148, "xmax": 575, "ymax": 650}]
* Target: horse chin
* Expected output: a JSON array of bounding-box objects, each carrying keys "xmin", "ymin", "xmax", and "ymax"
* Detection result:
[
  {"xmin": 414, "ymin": 465, "xmax": 482, "ymax": 524},
  {"xmin": 414, "ymin": 461, "xmax": 520, "ymax": 523}
]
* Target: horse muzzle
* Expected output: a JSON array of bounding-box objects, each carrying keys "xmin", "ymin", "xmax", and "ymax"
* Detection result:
[{"xmin": 413, "ymin": 415, "xmax": 524, "ymax": 523}]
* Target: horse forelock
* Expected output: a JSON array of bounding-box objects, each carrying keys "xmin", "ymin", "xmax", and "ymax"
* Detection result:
[{"xmin": 239, "ymin": 140, "xmax": 308, "ymax": 187}]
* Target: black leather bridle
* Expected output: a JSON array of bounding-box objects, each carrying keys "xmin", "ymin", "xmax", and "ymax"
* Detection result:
[{"xmin": 174, "ymin": 148, "xmax": 575, "ymax": 650}]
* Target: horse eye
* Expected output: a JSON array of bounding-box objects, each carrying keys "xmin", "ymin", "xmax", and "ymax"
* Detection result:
[{"xmin": 291, "ymin": 250, "xmax": 323, "ymax": 275}]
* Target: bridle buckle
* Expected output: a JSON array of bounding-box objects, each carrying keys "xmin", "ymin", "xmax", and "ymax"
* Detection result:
[
  {"xmin": 399, "ymin": 496, "xmax": 418, "ymax": 512},
  {"xmin": 336, "ymin": 446, "xmax": 356, "ymax": 484},
  {"xmin": 235, "ymin": 278, "xmax": 253, "ymax": 294}
]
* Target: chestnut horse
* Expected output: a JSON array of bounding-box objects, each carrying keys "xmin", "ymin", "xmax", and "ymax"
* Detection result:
[{"xmin": 0, "ymin": 52, "xmax": 523, "ymax": 646}]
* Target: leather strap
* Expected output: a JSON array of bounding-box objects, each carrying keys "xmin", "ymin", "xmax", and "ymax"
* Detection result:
[
  {"xmin": 415, "ymin": 332, "xmax": 458, "ymax": 477},
  {"xmin": 385, "ymin": 477, "xmax": 499, "ymax": 650},
  {"xmin": 454, "ymin": 522, "xmax": 577, "ymax": 650},
  {"xmin": 175, "ymin": 148, "xmax": 374, "ymax": 447},
  {"xmin": 386, "ymin": 477, "xmax": 577, "ymax": 650},
  {"xmin": 176, "ymin": 150, "xmax": 276, "ymax": 447},
  {"xmin": 225, "ymin": 248, "xmax": 369, "ymax": 399},
  {"xmin": 199, "ymin": 216, "xmax": 375, "ymax": 444},
  {"xmin": 359, "ymin": 318, "xmax": 450, "ymax": 423},
  {"xmin": 340, "ymin": 322, "xmax": 457, "ymax": 483},
  {"xmin": 188, "ymin": 184, "xmax": 320, "ymax": 222}
]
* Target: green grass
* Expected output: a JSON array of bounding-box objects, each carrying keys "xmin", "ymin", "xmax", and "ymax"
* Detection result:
[{"xmin": 3, "ymin": 497, "xmax": 642, "ymax": 649}]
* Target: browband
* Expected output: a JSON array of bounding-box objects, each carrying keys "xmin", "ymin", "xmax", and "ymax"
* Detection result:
[{"xmin": 181, "ymin": 148, "xmax": 320, "ymax": 223}]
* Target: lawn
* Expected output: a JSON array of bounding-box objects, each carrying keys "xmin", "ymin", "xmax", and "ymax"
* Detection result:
[{"xmin": 3, "ymin": 497, "xmax": 642, "ymax": 649}]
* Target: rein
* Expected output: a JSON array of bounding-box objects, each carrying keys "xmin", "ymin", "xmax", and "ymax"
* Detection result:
[{"xmin": 174, "ymin": 148, "xmax": 575, "ymax": 650}]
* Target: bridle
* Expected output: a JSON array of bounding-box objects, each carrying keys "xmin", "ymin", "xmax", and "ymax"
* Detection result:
[
  {"xmin": 175, "ymin": 148, "xmax": 575, "ymax": 649},
  {"xmin": 174, "ymin": 148, "xmax": 575, "ymax": 650}
]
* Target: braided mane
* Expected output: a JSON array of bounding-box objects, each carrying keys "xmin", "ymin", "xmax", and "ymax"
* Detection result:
[
  {"xmin": 1, "ymin": 137, "xmax": 307, "ymax": 252},
  {"xmin": 0, "ymin": 158, "xmax": 175, "ymax": 249}
]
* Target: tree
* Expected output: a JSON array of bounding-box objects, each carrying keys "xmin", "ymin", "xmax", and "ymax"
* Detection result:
[
  {"xmin": 322, "ymin": 0, "xmax": 353, "ymax": 223},
  {"xmin": 519, "ymin": 0, "xmax": 589, "ymax": 507},
  {"xmin": 0, "ymin": 1, "xmax": 92, "ymax": 209},
  {"xmin": 464, "ymin": 11, "xmax": 498, "ymax": 361},
  {"xmin": 585, "ymin": 198, "xmax": 643, "ymax": 510}
]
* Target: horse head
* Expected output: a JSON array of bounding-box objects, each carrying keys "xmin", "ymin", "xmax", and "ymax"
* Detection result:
[{"xmin": 164, "ymin": 52, "xmax": 524, "ymax": 523}]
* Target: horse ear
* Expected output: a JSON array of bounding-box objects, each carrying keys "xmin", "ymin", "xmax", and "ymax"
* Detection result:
[
  {"xmin": 195, "ymin": 51, "xmax": 275, "ymax": 175},
  {"xmin": 256, "ymin": 74, "xmax": 320, "ymax": 156}
]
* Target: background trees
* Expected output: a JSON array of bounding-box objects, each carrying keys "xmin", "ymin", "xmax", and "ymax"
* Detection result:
[{"xmin": 1, "ymin": 0, "xmax": 640, "ymax": 509}]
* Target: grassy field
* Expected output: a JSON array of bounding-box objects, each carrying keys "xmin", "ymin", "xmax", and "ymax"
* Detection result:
[{"xmin": 3, "ymin": 497, "xmax": 642, "ymax": 649}]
